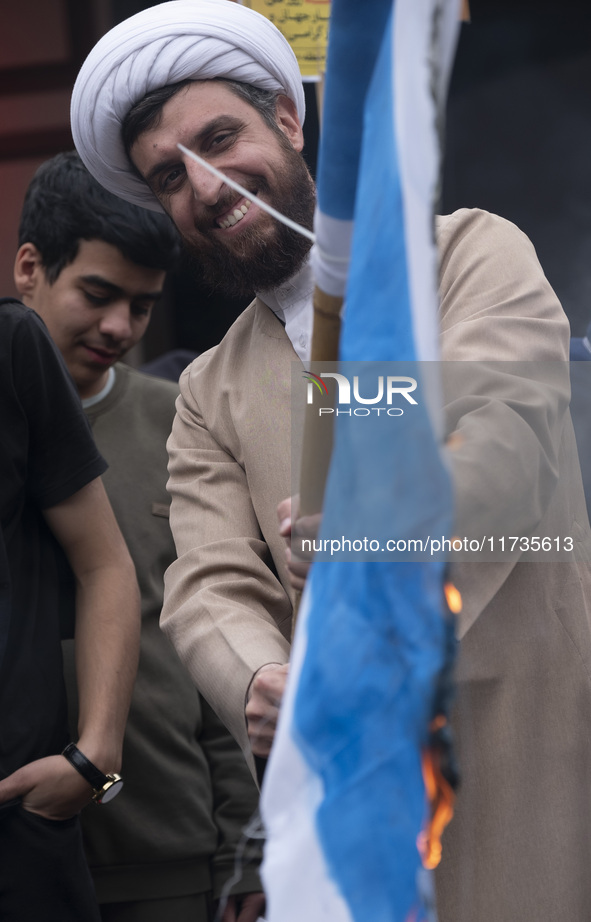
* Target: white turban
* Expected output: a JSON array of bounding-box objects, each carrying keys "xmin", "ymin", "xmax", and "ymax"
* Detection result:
[{"xmin": 71, "ymin": 0, "xmax": 305, "ymax": 212}]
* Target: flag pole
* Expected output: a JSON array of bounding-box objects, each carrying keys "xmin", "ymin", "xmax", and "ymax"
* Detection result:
[
  {"xmin": 291, "ymin": 287, "xmax": 342, "ymax": 637},
  {"xmin": 298, "ymin": 288, "xmax": 341, "ymax": 515}
]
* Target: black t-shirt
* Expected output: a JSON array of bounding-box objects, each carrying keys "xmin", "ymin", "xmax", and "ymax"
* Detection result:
[{"xmin": 0, "ymin": 300, "xmax": 107, "ymax": 778}]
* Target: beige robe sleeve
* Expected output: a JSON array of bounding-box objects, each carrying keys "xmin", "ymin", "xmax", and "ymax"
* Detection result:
[
  {"xmin": 437, "ymin": 209, "xmax": 582, "ymax": 637},
  {"xmin": 161, "ymin": 314, "xmax": 294, "ymax": 762}
]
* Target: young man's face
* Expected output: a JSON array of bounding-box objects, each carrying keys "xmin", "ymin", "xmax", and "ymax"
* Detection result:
[
  {"xmin": 130, "ymin": 80, "xmax": 315, "ymax": 297},
  {"xmin": 15, "ymin": 239, "xmax": 165, "ymax": 399}
]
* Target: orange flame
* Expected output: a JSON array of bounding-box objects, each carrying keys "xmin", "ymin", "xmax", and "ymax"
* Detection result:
[
  {"xmin": 444, "ymin": 581, "xmax": 462, "ymax": 615},
  {"xmin": 414, "ymin": 582, "xmax": 461, "ymax": 870},
  {"xmin": 417, "ymin": 727, "xmax": 456, "ymax": 870}
]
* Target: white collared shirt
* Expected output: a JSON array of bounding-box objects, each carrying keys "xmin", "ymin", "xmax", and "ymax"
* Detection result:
[{"xmin": 257, "ymin": 260, "xmax": 314, "ymax": 364}]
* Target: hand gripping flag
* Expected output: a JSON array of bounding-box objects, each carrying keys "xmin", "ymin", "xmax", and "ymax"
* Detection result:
[{"xmin": 261, "ymin": 2, "xmax": 461, "ymax": 922}]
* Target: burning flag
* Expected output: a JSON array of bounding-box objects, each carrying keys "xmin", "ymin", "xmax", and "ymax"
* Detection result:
[{"xmin": 261, "ymin": 1, "xmax": 461, "ymax": 921}]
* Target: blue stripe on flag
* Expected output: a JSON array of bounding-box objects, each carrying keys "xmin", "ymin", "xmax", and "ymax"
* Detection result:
[
  {"xmin": 316, "ymin": 0, "xmax": 392, "ymax": 221},
  {"xmin": 341, "ymin": 5, "xmax": 414, "ymax": 362},
  {"xmin": 294, "ymin": 560, "xmax": 447, "ymax": 922}
]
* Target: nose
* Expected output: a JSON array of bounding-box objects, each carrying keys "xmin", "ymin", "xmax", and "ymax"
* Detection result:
[
  {"xmin": 99, "ymin": 302, "xmax": 133, "ymax": 343},
  {"xmin": 184, "ymin": 156, "xmax": 224, "ymax": 207}
]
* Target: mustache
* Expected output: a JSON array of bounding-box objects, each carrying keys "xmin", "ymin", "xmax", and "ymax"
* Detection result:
[{"xmin": 193, "ymin": 180, "xmax": 264, "ymax": 235}]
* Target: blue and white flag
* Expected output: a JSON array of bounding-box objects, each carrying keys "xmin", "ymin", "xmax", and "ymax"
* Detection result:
[{"xmin": 261, "ymin": 2, "xmax": 461, "ymax": 921}]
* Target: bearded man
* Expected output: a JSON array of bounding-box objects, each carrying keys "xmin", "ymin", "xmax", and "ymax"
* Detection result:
[
  {"xmin": 72, "ymin": 0, "xmax": 316, "ymax": 766},
  {"xmin": 71, "ymin": 4, "xmax": 591, "ymax": 922}
]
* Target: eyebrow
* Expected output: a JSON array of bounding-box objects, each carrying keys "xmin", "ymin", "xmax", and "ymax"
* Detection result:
[
  {"xmin": 80, "ymin": 275, "xmax": 163, "ymax": 301},
  {"xmin": 144, "ymin": 115, "xmax": 245, "ymax": 187}
]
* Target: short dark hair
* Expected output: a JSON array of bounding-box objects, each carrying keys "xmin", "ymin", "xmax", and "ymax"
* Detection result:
[
  {"xmin": 18, "ymin": 151, "xmax": 180, "ymax": 283},
  {"xmin": 121, "ymin": 78, "xmax": 281, "ymax": 161}
]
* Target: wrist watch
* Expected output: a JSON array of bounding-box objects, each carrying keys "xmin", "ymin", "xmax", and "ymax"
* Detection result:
[{"xmin": 61, "ymin": 743, "xmax": 124, "ymax": 804}]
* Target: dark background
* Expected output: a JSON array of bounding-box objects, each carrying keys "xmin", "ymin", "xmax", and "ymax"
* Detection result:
[{"xmin": 443, "ymin": 0, "xmax": 591, "ymax": 336}]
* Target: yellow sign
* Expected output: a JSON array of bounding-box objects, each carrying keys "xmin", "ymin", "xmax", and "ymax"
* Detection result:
[{"xmin": 241, "ymin": 0, "xmax": 330, "ymax": 80}]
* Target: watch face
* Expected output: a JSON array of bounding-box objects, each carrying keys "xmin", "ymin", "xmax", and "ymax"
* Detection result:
[{"xmin": 97, "ymin": 777, "xmax": 124, "ymax": 804}]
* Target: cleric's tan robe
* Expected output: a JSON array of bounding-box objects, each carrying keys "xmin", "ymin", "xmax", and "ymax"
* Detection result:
[{"xmin": 162, "ymin": 209, "xmax": 591, "ymax": 922}]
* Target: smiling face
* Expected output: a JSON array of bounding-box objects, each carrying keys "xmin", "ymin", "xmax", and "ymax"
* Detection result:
[
  {"xmin": 14, "ymin": 239, "xmax": 165, "ymax": 399},
  {"xmin": 130, "ymin": 80, "xmax": 315, "ymax": 296}
]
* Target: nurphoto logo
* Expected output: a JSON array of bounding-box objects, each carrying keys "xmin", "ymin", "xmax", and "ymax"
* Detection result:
[{"xmin": 303, "ymin": 371, "xmax": 418, "ymax": 417}]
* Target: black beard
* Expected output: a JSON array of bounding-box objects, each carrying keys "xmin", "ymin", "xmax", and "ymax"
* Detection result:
[{"xmin": 181, "ymin": 143, "xmax": 316, "ymax": 299}]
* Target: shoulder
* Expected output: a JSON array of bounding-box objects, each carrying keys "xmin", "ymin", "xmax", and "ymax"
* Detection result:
[
  {"xmin": 0, "ymin": 300, "xmax": 84, "ymax": 401},
  {"xmin": 0, "ymin": 298, "xmax": 33, "ymax": 322},
  {"xmin": 436, "ymin": 208, "xmax": 539, "ymax": 270},
  {"xmin": 435, "ymin": 207, "xmax": 555, "ymax": 304},
  {"xmin": 179, "ymin": 298, "xmax": 283, "ymax": 402},
  {"xmin": 0, "ymin": 299, "xmax": 51, "ymax": 347},
  {"xmin": 197, "ymin": 298, "xmax": 272, "ymax": 365},
  {"xmin": 0, "ymin": 301, "xmax": 79, "ymax": 390},
  {"xmin": 436, "ymin": 208, "xmax": 568, "ymax": 361}
]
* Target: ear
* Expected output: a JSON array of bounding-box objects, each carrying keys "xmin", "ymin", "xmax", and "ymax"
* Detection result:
[
  {"xmin": 14, "ymin": 243, "xmax": 45, "ymax": 300},
  {"xmin": 275, "ymin": 95, "xmax": 305, "ymax": 152}
]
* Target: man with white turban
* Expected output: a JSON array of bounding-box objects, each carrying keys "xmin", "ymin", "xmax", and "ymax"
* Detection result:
[
  {"xmin": 72, "ymin": 0, "xmax": 315, "ymax": 767},
  {"xmin": 71, "ymin": 0, "xmax": 307, "ymax": 210},
  {"xmin": 73, "ymin": 7, "xmax": 591, "ymax": 922}
]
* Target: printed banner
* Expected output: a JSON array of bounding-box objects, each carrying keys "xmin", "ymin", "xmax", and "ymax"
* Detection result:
[{"xmin": 240, "ymin": 0, "xmax": 330, "ymax": 80}]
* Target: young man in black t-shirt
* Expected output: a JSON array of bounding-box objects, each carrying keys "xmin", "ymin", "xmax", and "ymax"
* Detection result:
[{"xmin": 0, "ymin": 300, "xmax": 140, "ymax": 920}]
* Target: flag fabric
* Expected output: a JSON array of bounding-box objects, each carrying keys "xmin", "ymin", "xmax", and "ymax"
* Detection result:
[{"xmin": 261, "ymin": 2, "xmax": 460, "ymax": 922}]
